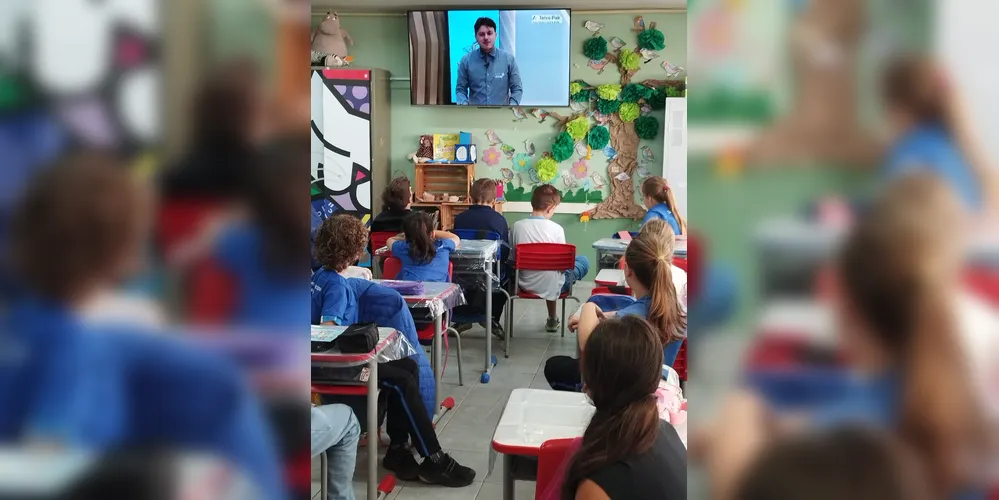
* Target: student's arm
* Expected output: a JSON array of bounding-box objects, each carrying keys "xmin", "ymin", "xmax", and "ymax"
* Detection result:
[
  {"xmin": 386, "ymin": 235, "xmax": 404, "ymax": 248},
  {"xmin": 575, "ymin": 480, "xmax": 611, "ymax": 500},
  {"xmin": 434, "ymin": 230, "xmax": 460, "ymax": 245},
  {"xmin": 576, "ymin": 302, "xmax": 605, "ymax": 351},
  {"xmin": 455, "ymin": 57, "xmax": 469, "ymax": 105},
  {"xmin": 508, "ymin": 55, "xmax": 523, "ymax": 106}
]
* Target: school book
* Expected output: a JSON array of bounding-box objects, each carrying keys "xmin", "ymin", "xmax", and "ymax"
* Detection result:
[{"xmin": 378, "ymin": 280, "xmax": 425, "ymax": 296}]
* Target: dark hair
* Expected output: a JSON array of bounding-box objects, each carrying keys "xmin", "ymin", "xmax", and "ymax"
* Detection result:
[
  {"xmin": 837, "ymin": 202, "xmax": 985, "ymax": 495},
  {"xmin": 315, "ymin": 214, "xmax": 368, "ymax": 272},
  {"xmin": 191, "ymin": 59, "xmax": 262, "ymax": 149},
  {"xmin": 883, "ymin": 56, "xmax": 945, "ymax": 126},
  {"xmin": 11, "ymin": 152, "xmax": 147, "ymax": 302},
  {"xmin": 625, "ymin": 229, "xmax": 686, "ymax": 344},
  {"xmin": 470, "ymin": 178, "xmax": 497, "ymax": 204},
  {"xmin": 474, "ymin": 17, "xmax": 496, "ymax": 33},
  {"xmin": 735, "ymin": 427, "xmax": 930, "ymax": 500},
  {"xmin": 562, "ymin": 316, "xmax": 663, "ymax": 500},
  {"xmin": 531, "ymin": 184, "xmax": 561, "ymax": 211},
  {"xmin": 641, "ymin": 176, "xmax": 687, "ymax": 235},
  {"xmin": 382, "ymin": 177, "xmax": 412, "ymax": 213},
  {"xmin": 247, "ymin": 134, "xmax": 311, "ymax": 273},
  {"xmin": 402, "ymin": 211, "xmax": 436, "ymax": 264}
]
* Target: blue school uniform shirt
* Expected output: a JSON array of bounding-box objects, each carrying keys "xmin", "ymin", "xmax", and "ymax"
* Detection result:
[
  {"xmin": 311, "ymin": 268, "xmax": 358, "ymax": 326},
  {"xmin": 0, "ymin": 298, "xmax": 286, "ymax": 499},
  {"xmin": 885, "ymin": 124, "xmax": 982, "ymax": 212},
  {"xmin": 214, "ymin": 223, "xmax": 309, "ymax": 329},
  {"xmin": 642, "ymin": 203, "xmax": 682, "ymax": 236},
  {"xmin": 810, "ymin": 372, "xmax": 984, "ymax": 500},
  {"xmin": 391, "ymin": 239, "xmax": 456, "ymax": 283},
  {"xmin": 615, "ymin": 295, "xmax": 651, "ymax": 318}
]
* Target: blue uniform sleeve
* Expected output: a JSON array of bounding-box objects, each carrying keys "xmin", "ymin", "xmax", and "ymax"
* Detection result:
[
  {"xmin": 320, "ymin": 285, "xmax": 350, "ymax": 325},
  {"xmin": 439, "ymin": 238, "xmax": 457, "ymax": 254},
  {"xmin": 642, "ymin": 210, "xmax": 665, "ymax": 227},
  {"xmin": 663, "ymin": 212, "xmax": 682, "ymax": 236},
  {"xmin": 391, "ymin": 241, "xmax": 407, "ymax": 259}
]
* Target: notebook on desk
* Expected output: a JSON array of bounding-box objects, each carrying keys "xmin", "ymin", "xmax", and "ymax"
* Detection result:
[{"xmin": 311, "ymin": 325, "xmax": 344, "ymax": 343}]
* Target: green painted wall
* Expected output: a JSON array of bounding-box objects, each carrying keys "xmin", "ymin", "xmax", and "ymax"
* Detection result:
[{"xmin": 324, "ymin": 11, "xmax": 686, "ymax": 266}]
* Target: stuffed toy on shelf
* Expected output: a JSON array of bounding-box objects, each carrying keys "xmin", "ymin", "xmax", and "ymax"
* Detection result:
[{"xmin": 311, "ymin": 10, "xmax": 353, "ymax": 67}]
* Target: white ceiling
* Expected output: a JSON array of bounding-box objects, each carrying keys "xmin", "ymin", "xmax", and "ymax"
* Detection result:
[{"xmin": 313, "ymin": 0, "xmax": 685, "ymax": 13}]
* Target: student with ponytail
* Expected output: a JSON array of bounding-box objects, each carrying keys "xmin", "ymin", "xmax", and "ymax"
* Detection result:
[
  {"xmin": 641, "ymin": 176, "xmax": 687, "ymax": 235},
  {"xmin": 544, "ymin": 228, "xmax": 687, "ymax": 391},
  {"xmin": 557, "ymin": 316, "xmax": 686, "ymax": 500}
]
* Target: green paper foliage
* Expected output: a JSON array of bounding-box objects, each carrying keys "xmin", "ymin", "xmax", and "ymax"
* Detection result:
[
  {"xmin": 566, "ymin": 117, "xmax": 590, "ymax": 141},
  {"xmin": 587, "ymin": 125, "xmax": 610, "ymax": 150},
  {"xmin": 618, "ymin": 102, "xmax": 640, "ymax": 122},
  {"xmin": 535, "ymin": 155, "xmax": 559, "ymax": 182},
  {"xmin": 596, "ymin": 84, "xmax": 621, "ymax": 100},
  {"xmin": 666, "ymin": 86, "xmax": 683, "ymax": 98},
  {"xmin": 618, "ymin": 49, "xmax": 640, "ymax": 71},
  {"xmin": 596, "ymin": 98, "xmax": 620, "ymax": 115},
  {"xmin": 552, "ymin": 132, "xmax": 575, "ymax": 162},
  {"xmin": 571, "ymin": 89, "xmax": 591, "ymax": 102},
  {"xmin": 583, "ymin": 37, "xmax": 608, "ymax": 60},
  {"xmin": 620, "ymin": 83, "xmax": 653, "ymax": 103},
  {"xmin": 637, "ymin": 28, "xmax": 666, "ymax": 51},
  {"xmin": 649, "ymin": 88, "xmax": 666, "ymax": 110},
  {"xmin": 570, "ymin": 80, "xmax": 591, "ymax": 102},
  {"xmin": 634, "ymin": 115, "xmax": 659, "ymax": 140},
  {"xmin": 569, "ymin": 82, "xmax": 583, "ymax": 95}
]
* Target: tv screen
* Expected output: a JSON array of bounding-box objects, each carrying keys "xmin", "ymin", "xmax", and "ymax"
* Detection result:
[{"xmin": 408, "ymin": 9, "xmax": 571, "ymax": 107}]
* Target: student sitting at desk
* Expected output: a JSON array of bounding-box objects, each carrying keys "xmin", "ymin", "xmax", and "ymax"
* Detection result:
[
  {"xmin": 451, "ymin": 178, "xmax": 509, "ymax": 337},
  {"xmin": 553, "ymin": 316, "xmax": 686, "ymax": 500},
  {"xmin": 2, "ymin": 154, "xmax": 285, "ymax": 499},
  {"xmin": 386, "ymin": 211, "xmax": 459, "ymax": 283},
  {"xmin": 311, "ymin": 214, "xmax": 476, "ymax": 487},
  {"xmin": 641, "ymin": 176, "xmax": 686, "ymax": 235},
  {"xmin": 545, "ymin": 227, "xmax": 686, "ymax": 391}
]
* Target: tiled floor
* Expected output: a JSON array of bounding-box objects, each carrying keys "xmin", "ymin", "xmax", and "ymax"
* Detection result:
[{"xmin": 312, "ymin": 281, "xmax": 595, "ymax": 500}]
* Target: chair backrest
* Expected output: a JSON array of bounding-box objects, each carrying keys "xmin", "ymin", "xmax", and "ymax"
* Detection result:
[
  {"xmin": 514, "ymin": 243, "xmax": 577, "ymax": 271},
  {"xmin": 536, "ymin": 438, "xmax": 580, "ymax": 499},
  {"xmin": 453, "ymin": 229, "xmax": 505, "ymax": 260},
  {"xmin": 383, "ymin": 257, "xmax": 402, "ymax": 280},
  {"xmin": 672, "ymin": 256, "xmax": 687, "ymax": 272},
  {"xmin": 370, "ymin": 231, "xmax": 397, "ymax": 254},
  {"xmin": 157, "ymin": 198, "xmax": 225, "ymax": 256}
]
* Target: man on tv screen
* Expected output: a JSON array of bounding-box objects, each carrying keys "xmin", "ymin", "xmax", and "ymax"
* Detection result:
[{"xmin": 455, "ymin": 17, "xmax": 522, "ymax": 106}]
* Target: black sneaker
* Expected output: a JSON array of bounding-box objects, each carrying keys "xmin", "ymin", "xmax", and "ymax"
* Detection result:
[
  {"xmin": 382, "ymin": 447, "xmax": 420, "ymax": 481},
  {"xmin": 452, "ymin": 323, "xmax": 473, "ymax": 334},
  {"xmin": 478, "ymin": 320, "xmax": 506, "ymax": 340},
  {"xmin": 417, "ymin": 452, "xmax": 476, "ymax": 487}
]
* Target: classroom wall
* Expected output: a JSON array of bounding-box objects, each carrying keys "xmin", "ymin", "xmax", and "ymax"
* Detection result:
[{"xmin": 321, "ymin": 11, "xmax": 687, "ymax": 266}]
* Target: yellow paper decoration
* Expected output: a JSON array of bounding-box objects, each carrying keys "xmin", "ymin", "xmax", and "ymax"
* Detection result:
[
  {"xmin": 566, "ymin": 117, "xmax": 590, "ymax": 141},
  {"xmin": 596, "ymin": 84, "xmax": 622, "ymax": 100}
]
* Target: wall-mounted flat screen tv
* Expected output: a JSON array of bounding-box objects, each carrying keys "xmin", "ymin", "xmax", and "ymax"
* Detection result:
[{"xmin": 408, "ymin": 9, "xmax": 571, "ymax": 107}]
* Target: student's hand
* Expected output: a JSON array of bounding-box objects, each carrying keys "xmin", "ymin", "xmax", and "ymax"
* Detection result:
[{"xmin": 568, "ymin": 313, "xmax": 580, "ymax": 331}]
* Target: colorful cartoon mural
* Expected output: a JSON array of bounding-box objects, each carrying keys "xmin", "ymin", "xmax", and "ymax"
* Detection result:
[{"xmin": 310, "ymin": 69, "xmax": 374, "ymax": 265}]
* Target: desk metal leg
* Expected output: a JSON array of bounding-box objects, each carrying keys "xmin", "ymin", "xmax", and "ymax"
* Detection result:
[
  {"xmin": 367, "ymin": 358, "xmax": 378, "ymax": 500},
  {"xmin": 503, "ymin": 454, "xmax": 515, "ymax": 500},
  {"xmin": 433, "ymin": 314, "xmax": 443, "ymax": 412},
  {"xmin": 482, "ymin": 264, "xmax": 495, "ymax": 383}
]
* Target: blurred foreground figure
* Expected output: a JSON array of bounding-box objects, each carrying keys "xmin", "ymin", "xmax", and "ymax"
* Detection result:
[
  {"xmin": 701, "ymin": 174, "xmax": 995, "ymax": 500},
  {"xmin": 734, "ymin": 426, "xmax": 930, "ymax": 500},
  {"xmin": 0, "ymin": 155, "xmax": 285, "ymax": 499}
]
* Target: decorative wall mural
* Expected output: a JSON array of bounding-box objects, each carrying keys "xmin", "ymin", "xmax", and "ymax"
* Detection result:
[
  {"xmin": 0, "ymin": 0, "xmax": 159, "ymax": 204},
  {"xmin": 310, "ymin": 69, "xmax": 373, "ymax": 264}
]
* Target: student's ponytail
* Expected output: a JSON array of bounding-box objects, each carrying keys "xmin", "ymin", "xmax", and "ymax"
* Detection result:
[
  {"xmin": 641, "ymin": 176, "xmax": 687, "ymax": 235},
  {"xmin": 561, "ymin": 316, "xmax": 663, "ymax": 500},
  {"xmin": 838, "ymin": 211, "xmax": 985, "ymax": 496},
  {"xmin": 402, "ymin": 211, "xmax": 436, "ymax": 264},
  {"xmin": 625, "ymin": 228, "xmax": 687, "ymax": 345}
]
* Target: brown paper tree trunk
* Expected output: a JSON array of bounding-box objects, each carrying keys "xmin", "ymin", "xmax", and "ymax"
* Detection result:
[
  {"xmin": 748, "ymin": 0, "xmax": 883, "ymax": 167},
  {"xmin": 591, "ymin": 115, "xmax": 646, "ymax": 219}
]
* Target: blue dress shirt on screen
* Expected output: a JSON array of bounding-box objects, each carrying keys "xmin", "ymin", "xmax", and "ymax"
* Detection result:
[{"xmin": 456, "ymin": 47, "xmax": 523, "ymax": 106}]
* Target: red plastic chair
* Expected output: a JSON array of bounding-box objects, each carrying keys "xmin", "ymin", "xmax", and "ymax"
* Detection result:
[
  {"xmin": 382, "ymin": 257, "xmax": 463, "ymax": 385},
  {"xmin": 187, "ymin": 258, "xmax": 237, "ymax": 325},
  {"xmin": 156, "ymin": 198, "xmax": 225, "ymax": 257},
  {"xmin": 672, "ymin": 256, "xmax": 688, "ymax": 272},
  {"xmin": 370, "ymin": 231, "xmax": 397, "ymax": 254},
  {"xmin": 590, "ymin": 286, "xmax": 633, "ymax": 296},
  {"xmin": 509, "ymin": 243, "xmax": 582, "ymax": 338},
  {"xmin": 535, "ymin": 438, "xmax": 579, "ymax": 498}
]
